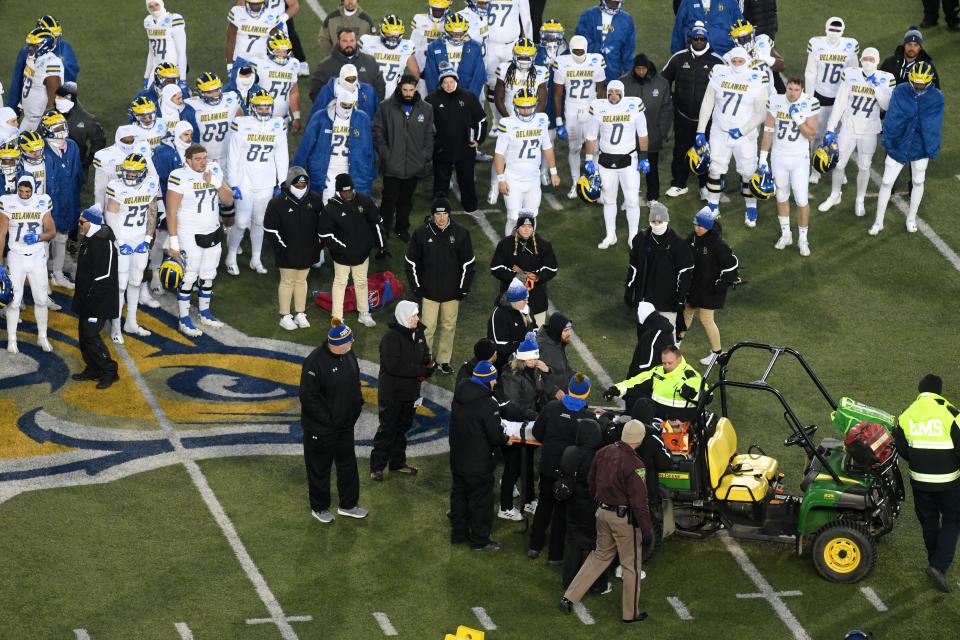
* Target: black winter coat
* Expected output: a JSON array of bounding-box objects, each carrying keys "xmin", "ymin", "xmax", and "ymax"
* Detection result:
[
  {"xmin": 449, "ymin": 379, "xmax": 507, "ymax": 477},
  {"xmin": 880, "ymin": 46, "xmax": 941, "ymax": 88},
  {"xmin": 625, "ymin": 227, "xmax": 694, "ymax": 312},
  {"xmin": 309, "ymin": 49, "xmax": 385, "ymax": 100},
  {"xmin": 65, "ymin": 102, "xmax": 106, "ymax": 170},
  {"xmin": 264, "ymin": 188, "xmax": 323, "ymax": 269},
  {"xmin": 619, "ymin": 63, "xmax": 674, "ymax": 152},
  {"xmin": 424, "ymin": 86, "xmax": 488, "ymax": 162},
  {"xmin": 488, "ymin": 296, "xmax": 538, "ymax": 367},
  {"xmin": 742, "ymin": 0, "xmax": 778, "ymax": 38},
  {"xmin": 378, "ymin": 318, "xmax": 432, "ymax": 403},
  {"xmin": 686, "ymin": 228, "xmax": 739, "ymax": 310},
  {"xmin": 537, "ymin": 315, "xmax": 572, "ymax": 401},
  {"xmin": 454, "ymin": 359, "xmax": 535, "ymax": 421},
  {"xmin": 560, "ymin": 418, "xmax": 605, "ymax": 544},
  {"xmin": 72, "ymin": 225, "xmax": 119, "ymax": 319},
  {"xmin": 500, "ymin": 364, "xmax": 547, "ymax": 416},
  {"xmin": 533, "ymin": 399, "xmax": 592, "ymax": 478},
  {"xmin": 299, "ymin": 342, "xmax": 363, "ymax": 435},
  {"xmin": 373, "ymin": 91, "xmax": 435, "ymax": 179},
  {"xmin": 405, "ymin": 219, "xmax": 476, "ymax": 302},
  {"xmin": 319, "ymin": 192, "xmax": 384, "ymax": 266},
  {"xmin": 626, "ymin": 312, "xmax": 676, "ymax": 378},
  {"xmin": 489, "ymin": 232, "xmax": 558, "ymax": 315},
  {"xmin": 661, "ymin": 47, "xmax": 725, "ymax": 121}
]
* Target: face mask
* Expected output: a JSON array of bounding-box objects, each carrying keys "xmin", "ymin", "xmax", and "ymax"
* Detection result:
[
  {"xmin": 290, "ymin": 184, "xmax": 308, "ymax": 198},
  {"xmin": 731, "ymin": 63, "xmax": 749, "ymax": 76},
  {"xmin": 175, "ymin": 136, "xmax": 191, "ymax": 155},
  {"xmin": 650, "ymin": 222, "xmax": 668, "ymax": 236},
  {"xmin": 861, "ymin": 60, "xmax": 878, "ymax": 76},
  {"xmin": 519, "ymin": 305, "xmax": 530, "ymax": 315},
  {"xmin": 237, "ymin": 76, "xmax": 255, "ymax": 91},
  {"xmin": 572, "ymin": 51, "xmax": 586, "ymax": 64},
  {"xmin": 826, "ymin": 31, "xmax": 842, "ymax": 45},
  {"xmin": 55, "ymin": 97, "xmax": 75, "ymax": 114},
  {"xmin": 335, "ymin": 105, "xmax": 353, "ymax": 120}
]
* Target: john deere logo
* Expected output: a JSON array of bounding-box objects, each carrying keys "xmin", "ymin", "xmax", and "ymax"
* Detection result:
[{"xmin": 0, "ymin": 293, "xmax": 452, "ymax": 504}]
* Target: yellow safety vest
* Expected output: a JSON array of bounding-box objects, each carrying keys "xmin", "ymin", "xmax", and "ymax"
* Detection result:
[
  {"xmin": 615, "ymin": 357, "xmax": 703, "ymax": 408},
  {"xmin": 898, "ymin": 393, "xmax": 960, "ymax": 484}
]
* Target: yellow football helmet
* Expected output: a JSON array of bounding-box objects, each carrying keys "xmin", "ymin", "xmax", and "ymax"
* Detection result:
[
  {"xmin": 36, "ymin": 15, "xmax": 63, "ymax": 38},
  {"xmin": 267, "ymin": 32, "xmax": 293, "ymax": 65},
  {"xmin": 908, "ymin": 61, "xmax": 935, "ymax": 89},
  {"xmin": 0, "ymin": 142, "xmax": 20, "ymax": 177},
  {"xmin": 443, "ymin": 13, "xmax": 469, "ymax": 43},
  {"xmin": 160, "ymin": 256, "xmax": 185, "ymax": 291},
  {"xmin": 513, "ymin": 37, "xmax": 537, "ymax": 70},
  {"xmin": 40, "ymin": 110, "xmax": 68, "ymax": 140},
  {"xmin": 730, "ymin": 19, "xmax": 755, "ymax": 47},
  {"xmin": 380, "ymin": 15, "xmax": 405, "ymax": 48},
  {"xmin": 540, "ymin": 19, "xmax": 565, "ymax": 57},
  {"xmin": 196, "ymin": 72, "xmax": 224, "ymax": 105},
  {"xmin": 18, "ymin": 131, "xmax": 45, "ymax": 164},
  {"xmin": 153, "ymin": 62, "xmax": 180, "ymax": 89},
  {"xmin": 249, "ymin": 89, "xmax": 275, "ymax": 121},
  {"xmin": 130, "ymin": 96, "xmax": 157, "ymax": 128},
  {"xmin": 122, "ymin": 153, "xmax": 149, "ymax": 187},
  {"xmin": 513, "ymin": 88, "xmax": 537, "ymax": 122},
  {"xmin": 428, "ymin": 0, "xmax": 451, "ymax": 19},
  {"xmin": 25, "ymin": 28, "xmax": 56, "ymax": 58}
]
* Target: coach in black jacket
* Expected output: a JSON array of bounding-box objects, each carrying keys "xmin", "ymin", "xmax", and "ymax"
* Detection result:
[
  {"xmin": 449, "ymin": 361, "xmax": 507, "ymax": 550},
  {"xmin": 489, "ymin": 213, "xmax": 558, "ymax": 326},
  {"xmin": 71, "ymin": 207, "xmax": 119, "ymax": 389},
  {"xmin": 373, "ymin": 75, "xmax": 435, "ymax": 240},
  {"xmin": 743, "ymin": 0, "xmax": 778, "ymax": 38},
  {"xmin": 619, "ymin": 55, "xmax": 673, "ymax": 203},
  {"xmin": 56, "ymin": 82, "xmax": 105, "ymax": 174},
  {"xmin": 299, "ymin": 320, "xmax": 366, "ymax": 522}
]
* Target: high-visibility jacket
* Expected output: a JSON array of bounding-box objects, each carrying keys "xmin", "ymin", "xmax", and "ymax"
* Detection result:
[
  {"xmin": 615, "ymin": 357, "xmax": 702, "ymax": 409},
  {"xmin": 894, "ymin": 392, "xmax": 960, "ymax": 490}
]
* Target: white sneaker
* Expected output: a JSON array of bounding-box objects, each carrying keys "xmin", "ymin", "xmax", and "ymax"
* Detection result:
[
  {"xmin": 809, "ymin": 172, "xmax": 821, "ymax": 184},
  {"xmin": 774, "ymin": 234, "xmax": 793, "ymax": 250},
  {"xmin": 139, "ymin": 286, "xmax": 161, "ymax": 309},
  {"xmin": 486, "ymin": 190, "xmax": 498, "ymax": 205},
  {"xmin": 37, "ymin": 336, "xmax": 52, "ymax": 352},
  {"xmin": 566, "ymin": 185, "xmax": 577, "ymax": 199},
  {"xmin": 279, "ymin": 314, "xmax": 297, "ymax": 331},
  {"xmin": 699, "ymin": 352, "xmax": 718, "ymax": 366},
  {"xmin": 868, "ymin": 223, "xmax": 883, "ymax": 236},
  {"xmin": 225, "ymin": 257, "xmax": 240, "ymax": 276},
  {"xmin": 124, "ymin": 323, "xmax": 152, "ymax": 337},
  {"xmin": 854, "ymin": 201, "xmax": 866, "ymax": 217},
  {"xmin": 615, "ymin": 565, "xmax": 622, "ymax": 579},
  {"xmin": 51, "ymin": 272, "xmax": 75, "ymax": 290},
  {"xmin": 818, "ymin": 193, "xmax": 841, "ymax": 212},
  {"xmin": 249, "ymin": 262, "xmax": 268, "ymax": 274},
  {"xmin": 358, "ymin": 313, "xmax": 376, "ymax": 327},
  {"xmin": 524, "ymin": 500, "xmax": 538, "ymax": 514},
  {"xmin": 293, "ymin": 312, "xmax": 310, "ymax": 328},
  {"xmin": 497, "ymin": 508, "xmax": 523, "ymax": 521},
  {"xmin": 665, "ymin": 186, "xmax": 688, "ymax": 198},
  {"xmin": 47, "ymin": 300, "xmax": 62, "ymax": 311},
  {"xmin": 7, "ymin": 341, "xmax": 18, "ymax": 354},
  {"xmin": 906, "ymin": 218, "xmax": 918, "ymax": 233},
  {"xmin": 798, "ymin": 240, "xmax": 811, "ymax": 257},
  {"xmin": 337, "ymin": 505, "xmax": 368, "ymax": 519},
  {"xmin": 111, "ymin": 331, "xmax": 124, "ymax": 344},
  {"xmin": 597, "ymin": 235, "xmax": 617, "ymax": 250},
  {"xmin": 699, "ymin": 187, "xmax": 709, "ymax": 201},
  {"xmin": 744, "ymin": 214, "xmax": 756, "ymax": 228},
  {"xmin": 151, "ymin": 272, "xmax": 163, "ymax": 295}
]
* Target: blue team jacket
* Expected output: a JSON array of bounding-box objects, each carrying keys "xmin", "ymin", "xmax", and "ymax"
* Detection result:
[
  {"xmin": 423, "ymin": 39, "xmax": 487, "ymax": 99},
  {"xmin": 310, "ymin": 78, "xmax": 379, "ymax": 122},
  {"xmin": 44, "ymin": 139, "xmax": 84, "ymax": 232},
  {"xmin": 152, "ymin": 140, "xmax": 184, "ymax": 199},
  {"xmin": 671, "ymin": 0, "xmax": 743, "ymax": 56},
  {"xmin": 294, "ymin": 107, "xmax": 375, "ymax": 195},
  {"xmin": 7, "ymin": 40, "xmax": 80, "ymax": 110},
  {"xmin": 574, "ymin": 7, "xmax": 636, "ymax": 81},
  {"xmin": 129, "ymin": 83, "xmax": 195, "ymax": 132},
  {"xmin": 882, "ymin": 83, "xmax": 944, "ymax": 164}
]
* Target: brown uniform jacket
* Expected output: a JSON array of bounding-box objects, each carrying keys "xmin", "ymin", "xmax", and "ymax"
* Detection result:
[{"xmin": 588, "ymin": 442, "xmax": 653, "ymax": 535}]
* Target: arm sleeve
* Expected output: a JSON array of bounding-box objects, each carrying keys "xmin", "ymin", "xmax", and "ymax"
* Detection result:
[
  {"xmin": 744, "ymin": 89, "xmax": 768, "ymax": 132},
  {"xmin": 372, "ymin": 107, "xmax": 387, "ymax": 160},
  {"xmin": 532, "ymin": 408, "xmax": 548, "ymax": 441},
  {"xmin": 620, "ymin": 19, "xmax": 636, "ymax": 78},
  {"xmin": 659, "ymin": 85, "xmax": 674, "ymax": 142},
  {"xmin": 174, "ymin": 26, "xmax": 188, "ymax": 81},
  {"xmin": 145, "ymin": 35, "xmax": 155, "ymax": 84},
  {"xmin": 536, "ymin": 240, "xmax": 559, "ymax": 283},
  {"xmin": 484, "ymin": 402, "xmax": 509, "ymax": 447},
  {"xmin": 489, "ymin": 240, "xmax": 516, "ymax": 284},
  {"xmin": 827, "ymin": 80, "xmax": 848, "ymax": 131},
  {"xmin": 404, "ymin": 236, "xmax": 422, "ymax": 289},
  {"xmin": 226, "ymin": 123, "xmax": 242, "ymax": 184},
  {"xmin": 263, "ymin": 199, "xmax": 283, "ymax": 246},
  {"xmin": 715, "ymin": 241, "xmax": 740, "ymax": 287},
  {"xmin": 615, "ymin": 369, "xmax": 654, "ymax": 395},
  {"xmin": 803, "ymin": 44, "xmax": 817, "ymax": 98},
  {"xmin": 696, "ymin": 83, "xmax": 715, "ymax": 132},
  {"xmin": 892, "ymin": 423, "xmax": 909, "ymax": 461},
  {"xmin": 520, "ymin": 0, "xmax": 533, "ymax": 39},
  {"xmin": 317, "ymin": 17, "xmax": 334, "ymax": 58},
  {"xmin": 674, "ymin": 242, "xmax": 694, "ymax": 302},
  {"xmin": 275, "ymin": 124, "xmax": 290, "ymax": 185},
  {"xmin": 422, "ymin": 106, "xmax": 435, "ymax": 161}
]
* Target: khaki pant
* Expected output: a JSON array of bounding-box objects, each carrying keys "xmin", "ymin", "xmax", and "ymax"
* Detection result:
[
  {"xmin": 332, "ymin": 259, "xmax": 369, "ymax": 318},
  {"xmin": 278, "ymin": 268, "xmax": 310, "ymax": 316},
  {"xmin": 683, "ymin": 304, "xmax": 721, "ymax": 352},
  {"xmin": 421, "ymin": 298, "xmax": 460, "ymax": 364},
  {"xmin": 563, "ymin": 508, "xmax": 643, "ymax": 621}
]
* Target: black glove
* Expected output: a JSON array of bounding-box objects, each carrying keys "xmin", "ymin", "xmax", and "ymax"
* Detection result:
[
  {"xmin": 603, "ymin": 386, "xmax": 621, "ymax": 401},
  {"xmin": 678, "ymin": 383, "xmax": 697, "ymax": 402},
  {"xmin": 375, "ymin": 248, "xmax": 391, "ymax": 260}
]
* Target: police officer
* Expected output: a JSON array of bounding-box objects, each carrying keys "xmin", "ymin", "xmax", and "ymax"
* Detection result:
[
  {"xmin": 560, "ymin": 419, "xmax": 653, "ymax": 623},
  {"xmin": 603, "ymin": 345, "xmax": 702, "ymax": 421},
  {"xmin": 299, "ymin": 319, "xmax": 368, "ymax": 524},
  {"xmin": 893, "ymin": 374, "xmax": 960, "ymax": 592}
]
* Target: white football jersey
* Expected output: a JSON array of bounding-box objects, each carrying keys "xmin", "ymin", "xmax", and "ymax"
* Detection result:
[
  {"xmin": 105, "ymin": 177, "xmax": 160, "ymax": 243},
  {"xmin": 833, "ymin": 68, "xmax": 895, "ymax": 135},
  {"xmin": 258, "ymin": 56, "xmax": 301, "ymax": 118},
  {"xmin": 93, "ymin": 140, "xmax": 155, "ymax": 206},
  {"xmin": 0, "ymin": 192, "xmax": 52, "ymax": 255},
  {"xmin": 144, "ymin": 12, "xmax": 186, "ymax": 73},
  {"xmin": 746, "ymin": 34, "xmax": 776, "ymax": 89},
  {"xmin": 134, "ymin": 121, "xmax": 168, "ymax": 152},
  {"xmin": 18, "ymin": 160, "xmax": 47, "ymax": 195},
  {"xmin": 495, "ymin": 62, "xmax": 548, "ymax": 111},
  {"xmin": 226, "ymin": 116, "xmax": 289, "ymax": 191},
  {"xmin": 554, "ymin": 53, "xmax": 607, "ymax": 110},
  {"xmin": 228, "ymin": 5, "xmax": 281, "ymax": 65},
  {"xmin": 458, "ymin": 9, "xmax": 490, "ymax": 53},
  {"xmin": 21, "ymin": 53, "xmax": 64, "ymax": 116},
  {"xmin": 806, "ymin": 36, "xmax": 859, "ymax": 99},
  {"xmin": 495, "ymin": 113, "xmax": 552, "ymax": 180},
  {"xmin": 768, "ymin": 93, "xmax": 820, "ymax": 156},
  {"xmin": 411, "ymin": 14, "xmax": 446, "ymax": 68},
  {"xmin": 184, "ymin": 91, "xmax": 243, "ymax": 163},
  {"xmin": 487, "ymin": 0, "xmax": 533, "ymax": 45},
  {"xmin": 706, "ymin": 65, "xmax": 769, "ymax": 132},
  {"xmin": 167, "ymin": 162, "xmax": 225, "ymax": 234},
  {"xmin": 586, "ymin": 97, "xmax": 648, "ymax": 155},
  {"xmin": 328, "ymin": 115, "xmax": 351, "ymax": 176},
  {"xmin": 360, "ymin": 35, "xmax": 417, "ymax": 96}
]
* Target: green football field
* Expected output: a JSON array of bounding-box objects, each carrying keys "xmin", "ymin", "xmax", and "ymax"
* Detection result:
[{"xmin": 2, "ymin": 0, "xmax": 959, "ymax": 638}]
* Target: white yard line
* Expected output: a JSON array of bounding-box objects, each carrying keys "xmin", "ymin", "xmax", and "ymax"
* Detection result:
[
  {"xmin": 73, "ymin": 631, "xmax": 90, "ymax": 640},
  {"xmin": 543, "ymin": 192, "xmax": 564, "ymax": 211},
  {"xmin": 372, "ymin": 612, "xmax": 398, "ymax": 636},
  {"xmin": 860, "ymin": 587, "xmax": 888, "ymax": 612},
  {"xmin": 666, "ymin": 596, "xmax": 693, "ymax": 620},
  {"xmin": 174, "ymin": 622, "xmax": 194, "ymax": 640},
  {"xmin": 247, "ymin": 616, "xmax": 314, "ymax": 625},
  {"xmin": 113, "ymin": 344, "xmax": 300, "ymax": 640},
  {"xmin": 736, "ymin": 590, "xmax": 802, "ymax": 598},
  {"xmin": 471, "ymin": 606, "xmax": 497, "ymax": 630},
  {"xmin": 304, "ymin": 0, "xmax": 327, "ymax": 20},
  {"xmin": 572, "ymin": 602, "xmax": 595, "ymax": 625}
]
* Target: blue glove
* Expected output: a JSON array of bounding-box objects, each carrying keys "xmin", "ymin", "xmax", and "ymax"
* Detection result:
[
  {"xmin": 729, "ymin": 128, "xmax": 742, "ymax": 140},
  {"xmin": 273, "ymin": 185, "xmax": 282, "ymax": 197},
  {"xmin": 866, "ymin": 74, "xmax": 880, "ymax": 87},
  {"xmin": 556, "ymin": 125, "xmax": 568, "ymax": 140},
  {"xmin": 695, "ymin": 132, "xmax": 707, "ymax": 148},
  {"xmin": 823, "ymin": 131, "xmax": 837, "ymax": 146},
  {"xmin": 119, "ymin": 244, "xmax": 134, "ymax": 255},
  {"xmin": 23, "ymin": 232, "xmax": 39, "ymax": 245},
  {"xmin": 637, "ymin": 159, "xmax": 651, "ymax": 174},
  {"xmin": 584, "ymin": 160, "xmax": 597, "ymax": 175},
  {"xmin": 232, "ymin": 186, "xmax": 243, "ymax": 200},
  {"xmin": 143, "ymin": 78, "xmax": 149, "ymax": 89},
  {"xmin": 0, "ymin": 264, "xmax": 6, "ymax": 278},
  {"xmin": 134, "ymin": 240, "xmax": 150, "ymax": 254},
  {"xmin": 788, "ymin": 104, "xmax": 800, "ymax": 117}
]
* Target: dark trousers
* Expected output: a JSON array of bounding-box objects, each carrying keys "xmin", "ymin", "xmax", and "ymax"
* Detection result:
[
  {"xmin": 303, "ymin": 429, "xmax": 360, "ymax": 512},
  {"xmin": 450, "ymin": 470, "xmax": 495, "ymax": 547},
  {"xmin": 923, "ymin": 0, "xmax": 960, "ymax": 25},
  {"xmin": 380, "ymin": 175, "xmax": 420, "ymax": 235},
  {"xmin": 77, "ymin": 317, "xmax": 118, "ymax": 380},
  {"xmin": 500, "ymin": 444, "xmax": 535, "ymax": 511},
  {"xmin": 286, "ymin": 16, "xmax": 308, "ymax": 62},
  {"xmin": 433, "ymin": 155, "xmax": 478, "ymax": 212},
  {"xmin": 644, "ymin": 151, "xmax": 661, "ymax": 201},
  {"xmin": 529, "ymin": 474, "xmax": 567, "ymax": 561},
  {"xmin": 914, "ymin": 486, "xmax": 960, "ymax": 573},
  {"xmin": 670, "ymin": 114, "xmax": 708, "ymax": 189},
  {"xmin": 530, "ymin": 0, "xmax": 547, "ymax": 41},
  {"xmin": 370, "ymin": 399, "xmax": 415, "ymax": 472}
]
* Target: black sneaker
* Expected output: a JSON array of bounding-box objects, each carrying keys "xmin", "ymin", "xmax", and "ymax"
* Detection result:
[
  {"xmin": 438, "ymin": 363, "xmax": 454, "ymax": 375},
  {"xmin": 559, "ymin": 597, "xmax": 573, "ymax": 614},
  {"xmin": 622, "ymin": 613, "xmax": 648, "ymax": 624},
  {"xmin": 96, "ymin": 375, "xmax": 119, "ymax": 390},
  {"xmin": 927, "ymin": 566, "xmax": 951, "ymax": 593},
  {"xmin": 71, "ymin": 369, "xmax": 98, "ymax": 381},
  {"xmin": 471, "ymin": 541, "xmax": 502, "ymax": 552}
]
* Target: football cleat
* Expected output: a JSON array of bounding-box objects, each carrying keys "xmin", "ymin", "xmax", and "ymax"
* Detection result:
[
  {"xmin": 513, "ymin": 88, "xmax": 537, "ymax": 122},
  {"xmin": 749, "ymin": 166, "xmax": 775, "ymax": 200},
  {"xmin": 0, "ymin": 269, "xmax": 13, "ymax": 310},
  {"xmin": 196, "ymin": 72, "xmax": 224, "ymax": 105},
  {"xmin": 25, "ymin": 28, "xmax": 56, "ymax": 59},
  {"xmin": 577, "ymin": 173, "xmax": 602, "ymax": 204},
  {"xmin": 379, "ymin": 14, "xmax": 405, "ymax": 48},
  {"xmin": 121, "ymin": 153, "xmax": 149, "ymax": 187},
  {"xmin": 818, "ymin": 193, "xmax": 842, "ymax": 212},
  {"xmin": 179, "ymin": 316, "xmax": 203, "ymax": 337},
  {"xmin": 774, "ymin": 234, "xmax": 793, "ymax": 250},
  {"xmin": 687, "ymin": 143, "xmax": 711, "ymax": 176},
  {"xmin": 130, "ymin": 96, "xmax": 158, "ymax": 129},
  {"xmin": 199, "ymin": 309, "xmax": 224, "ymax": 327},
  {"xmin": 159, "ymin": 256, "xmax": 185, "ymax": 291},
  {"xmin": 249, "ymin": 89, "xmax": 275, "ymax": 121},
  {"xmin": 811, "ymin": 141, "xmax": 839, "ymax": 174},
  {"xmin": 443, "ymin": 13, "xmax": 469, "ymax": 44}
]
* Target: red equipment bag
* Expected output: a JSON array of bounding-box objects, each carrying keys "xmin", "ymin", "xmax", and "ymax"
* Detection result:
[
  {"xmin": 844, "ymin": 421, "xmax": 895, "ymax": 468},
  {"xmin": 313, "ymin": 271, "xmax": 405, "ymax": 313}
]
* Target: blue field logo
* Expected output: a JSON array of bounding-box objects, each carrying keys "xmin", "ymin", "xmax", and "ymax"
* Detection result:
[{"xmin": 0, "ymin": 293, "xmax": 452, "ymax": 503}]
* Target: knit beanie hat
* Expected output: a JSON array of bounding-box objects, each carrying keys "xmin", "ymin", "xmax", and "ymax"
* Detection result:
[
  {"xmin": 473, "ymin": 338, "xmax": 497, "ymax": 361},
  {"xmin": 471, "ymin": 360, "xmax": 498, "ymax": 388},
  {"xmin": 516, "ymin": 332, "xmax": 539, "ymax": 360},
  {"xmin": 79, "ymin": 203, "xmax": 103, "ymax": 226},
  {"xmin": 328, "ymin": 317, "xmax": 353, "ymax": 345},
  {"xmin": 649, "ymin": 206, "xmax": 670, "ymax": 224},
  {"xmin": 621, "ymin": 419, "xmax": 646, "ymax": 445},
  {"xmin": 903, "ymin": 26, "xmax": 924, "ymax": 45},
  {"xmin": 694, "ymin": 206, "xmax": 715, "ymax": 229},
  {"xmin": 918, "ymin": 373, "xmax": 943, "ymax": 394},
  {"xmin": 506, "ymin": 280, "xmax": 528, "ymax": 303},
  {"xmin": 568, "ymin": 372, "xmax": 590, "ymax": 399},
  {"xmin": 335, "ymin": 173, "xmax": 354, "ymax": 192}
]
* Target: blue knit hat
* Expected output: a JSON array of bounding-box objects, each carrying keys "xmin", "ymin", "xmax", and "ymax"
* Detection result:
[
  {"xmin": 471, "ymin": 360, "xmax": 498, "ymax": 388},
  {"xmin": 568, "ymin": 372, "xmax": 590, "ymax": 399},
  {"xmin": 506, "ymin": 280, "xmax": 528, "ymax": 303},
  {"xmin": 516, "ymin": 331, "xmax": 539, "ymax": 360},
  {"xmin": 694, "ymin": 206, "xmax": 715, "ymax": 230},
  {"xmin": 328, "ymin": 317, "xmax": 353, "ymax": 346},
  {"xmin": 79, "ymin": 204, "xmax": 103, "ymax": 226}
]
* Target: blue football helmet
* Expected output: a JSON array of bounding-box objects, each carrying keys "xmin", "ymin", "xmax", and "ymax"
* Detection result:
[
  {"xmin": 687, "ymin": 143, "xmax": 711, "ymax": 177},
  {"xmin": 25, "ymin": 28, "xmax": 57, "ymax": 59},
  {"xmin": 812, "ymin": 140, "xmax": 839, "ymax": 174},
  {"xmin": 576, "ymin": 173, "xmax": 602, "ymax": 204},
  {"xmin": 749, "ymin": 166, "xmax": 775, "ymax": 200},
  {"xmin": 0, "ymin": 268, "xmax": 13, "ymax": 310}
]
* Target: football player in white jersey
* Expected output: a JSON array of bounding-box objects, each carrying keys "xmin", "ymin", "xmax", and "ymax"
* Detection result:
[
  {"xmin": 730, "ymin": 19, "xmax": 783, "ymax": 93},
  {"xmin": 129, "ymin": 96, "xmax": 168, "ymax": 151},
  {"xmin": 488, "ymin": 39, "xmax": 548, "ymax": 205},
  {"xmin": 696, "ymin": 47, "xmax": 769, "ymax": 226},
  {"xmin": 817, "ymin": 48, "xmax": 895, "ymax": 217},
  {"xmin": 225, "ymin": 90, "xmax": 289, "ymax": 276},
  {"xmin": 93, "ymin": 125, "xmax": 156, "ymax": 208},
  {"xmin": 804, "ymin": 17, "xmax": 858, "ymax": 183},
  {"xmin": 485, "ymin": 0, "xmax": 534, "ymax": 92},
  {"xmin": 583, "ymin": 81, "xmax": 650, "ymax": 248},
  {"xmin": 165, "ymin": 144, "xmax": 236, "ymax": 337},
  {"xmin": 227, "ymin": 0, "xmax": 287, "ymax": 68},
  {"xmin": 143, "ymin": 1, "xmax": 188, "ymax": 88},
  {"xmin": 104, "ymin": 154, "xmax": 159, "ymax": 342},
  {"xmin": 758, "ymin": 77, "xmax": 820, "ymax": 256},
  {"xmin": 257, "ymin": 33, "xmax": 303, "ymax": 132},
  {"xmin": 411, "ymin": 0, "xmax": 451, "ymax": 73},
  {"xmin": 185, "ymin": 73, "xmax": 243, "ymax": 165},
  {"xmin": 494, "ymin": 89, "xmax": 559, "ymax": 235},
  {"xmin": 0, "ymin": 174, "xmax": 55, "ymax": 353},
  {"xmin": 458, "ymin": 0, "xmax": 491, "ymax": 57},
  {"xmin": 361, "ymin": 15, "xmax": 419, "ymax": 97},
  {"xmin": 20, "ymin": 29, "xmax": 64, "ymax": 132},
  {"xmin": 553, "ymin": 35, "xmax": 606, "ymax": 197},
  {"xmin": 17, "ymin": 131, "xmax": 48, "ymax": 195}
]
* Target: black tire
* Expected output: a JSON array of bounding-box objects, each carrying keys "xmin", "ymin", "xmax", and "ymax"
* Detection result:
[{"xmin": 811, "ymin": 521, "xmax": 877, "ymax": 583}]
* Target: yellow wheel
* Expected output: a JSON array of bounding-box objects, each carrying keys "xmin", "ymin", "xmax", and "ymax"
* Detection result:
[
  {"xmin": 812, "ymin": 522, "xmax": 877, "ymax": 583},
  {"xmin": 822, "ymin": 537, "xmax": 861, "ymax": 574}
]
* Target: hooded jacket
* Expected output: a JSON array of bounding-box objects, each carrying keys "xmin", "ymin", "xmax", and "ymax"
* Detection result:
[
  {"xmin": 449, "ymin": 378, "xmax": 507, "ymax": 477},
  {"xmin": 625, "ymin": 226, "xmax": 695, "ymax": 312},
  {"xmin": 318, "ymin": 191, "xmax": 384, "ymax": 266},
  {"xmin": 72, "ymin": 224, "xmax": 119, "ymax": 319},
  {"xmin": 537, "ymin": 314, "xmax": 573, "ymax": 400},
  {"xmin": 312, "ymin": 77, "xmax": 380, "ymax": 122},
  {"xmin": 378, "ymin": 318, "xmax": 432, "ymax": 402},
  {"xmin": 309, "ymin": 48, "xmax": 385, "ymax": 101},
  {"xmin": 671, "ymin": 0, "xmax": 744, "ymax": 56},
  {"xmin": 373, "ymin": 88, "xmax": 436, "ymax": 179},
  {"xmin": 662, "ymin": 45, "xmax": 725, "ymax": 121},
  {"xmin": 490, "ymin": 231, "xmax": 558, "ymax": 316},
  {"xmin": 424, "ymin": 85, "xmax": 488, "ymax": 162},
  {"xmin": 880, "ymin": 46, "xmax": 941, "ymax": 88},
  {"xmin": 882, "ymin": 82, "xmax": 944, "ymax": 164},
  {"xmin": 626, "ymin": 305, "xmax": 676, "ymax": 379},
  {"xmin": 294, "ymin": 106, "xmax": 375, "ymax": 194},
  {"xmin": 44, "ymin": 138, "xmax": 85, "ymax": 232},
  {"xmin": 559, "ymin": 418, "xmax": 606, "ymax": 544},
  {"xmin": 152, "ymin": 139, "xmax": 183, "ymax": 200},
  {"xmin": 686, "ymin": 226, "xmax": 739, "ymax": 309},
  {"xmin": 263, "ymin": 170, "xmax": 324, "ymax": 270},
  {"xmin": 499, "ymin": 362, "xmax": 546, "ymax": 417},
  {"xmin": 619, "ymin": 57, "xmax": 674, "ymax": 152},
  {"xmin": 63, "ymin": 99, "xmax": 106, "ymax": 171},
  {"xmin": 574, "ymin": 7, "xmax": 637, "ymax": 81},
  {"xmin": 405, "ymin": 217, "xmax": 476, "ymax": 301},
  {"xmin": 299, "ymin": 341, "xmax": 363, "ymax": 435},
  {"xmin": 488, "ymin": 294, "xmax": 538, "ymax": 367},
  {"xmin": 533, "ymin": 398, "xmax": 592, "ymax": 478}
]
